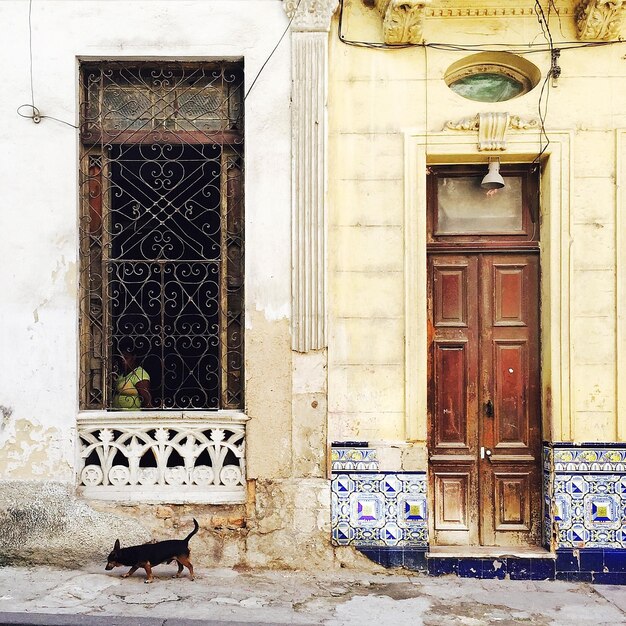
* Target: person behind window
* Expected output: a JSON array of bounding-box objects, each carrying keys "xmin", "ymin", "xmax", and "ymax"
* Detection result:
[{"xmin": 113, "ymin": 348, "xmax": 152, "ymax": 410}]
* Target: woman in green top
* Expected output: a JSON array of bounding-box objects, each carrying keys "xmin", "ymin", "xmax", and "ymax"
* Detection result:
[{"xmin": 113, "ymin": 349, "xmax": 153, "ymax": 410}]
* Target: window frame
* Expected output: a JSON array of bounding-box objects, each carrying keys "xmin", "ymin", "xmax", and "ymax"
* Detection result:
[
  {"xmin": 427, "ymin": 164, "xmax": 540, "ymax": 248},
  {"xmin": 78, "ymin": 61, "xmax": 245, "ymax": 412}
]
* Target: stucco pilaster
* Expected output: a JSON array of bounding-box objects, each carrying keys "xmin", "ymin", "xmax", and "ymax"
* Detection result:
[{"xmin": 285, "ymin": 0, "xmax": 337, "ymax": 352}]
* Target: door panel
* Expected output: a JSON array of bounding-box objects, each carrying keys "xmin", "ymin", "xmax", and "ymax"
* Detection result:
[
  {"xmin": 428, "ymin": 252, "xmax": 541, "ymax": 547},
  {"xmin": 480, "ymin": 254, "xmax": 540, "ymax": 546},
  {"xmin": 428, "ymin": 256, "xmax": 479, "ymax": 545},
  {"xmin": 433, "ymin": 469, "xmax": 478, "ymax": 545},
  {"xmin": 434, "ymin": 343, "xmax": 469, "ymax": 447},
  {"xmin": 494, "ymin": 472, "xmax": 530, "ymax": 530},
  {"xmin": 434, "ymin": 265, "xmax": 469, "ymax": 326},
  {"xmin": 494, "ymin": 341, "xmax": 528, "ymax": 445}
]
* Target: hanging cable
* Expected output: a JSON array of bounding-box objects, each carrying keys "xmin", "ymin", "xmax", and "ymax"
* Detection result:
[
  {"xmin": 17, "ymin": 0, "xmax": 79, "ymax": 128},
  {"xmin": 244, "ymin": 0, "xmax": 302, "ymax": 101},
  {"xmin": 532, "ymin": 0, "xmax": 557, "ymax": 166}
]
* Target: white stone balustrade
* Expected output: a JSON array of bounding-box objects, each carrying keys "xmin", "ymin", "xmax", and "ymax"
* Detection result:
[{"xmin": 77, "ymin": 412, "xmax": 247, "ymax": 503}]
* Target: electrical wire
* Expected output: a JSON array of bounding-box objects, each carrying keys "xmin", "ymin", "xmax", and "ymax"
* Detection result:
[
  {"xmin": 532, "ymin": 0, "xmax": 556, "ymax": 166},
  {"xmin": 18, "ymin": 0, "xmax": 303, "ymax": 124},
  {"xmin": 17, "ymin": 0, "xmax": 79, "ymax": 129},
  {"xmin": 244, "ymin": 0, "xmax": 302, "ymax": 101},
  {"xmin": 28, "ymin": 0, "xmax": 34, "ymax": 108}
]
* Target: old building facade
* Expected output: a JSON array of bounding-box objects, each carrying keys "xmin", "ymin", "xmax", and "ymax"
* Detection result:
[
  {"xmin": 327, "ymin": 0, "xmax": 626, "ymax": 582},
  {"xmin": 1, "ymin": 0, "xmax": 625, "ymax": 582}
]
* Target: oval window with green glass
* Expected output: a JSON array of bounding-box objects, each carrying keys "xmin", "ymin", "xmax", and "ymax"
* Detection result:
[{"xmin": 445, "ymin": 53, "xmax": 541, "ymax": 103}]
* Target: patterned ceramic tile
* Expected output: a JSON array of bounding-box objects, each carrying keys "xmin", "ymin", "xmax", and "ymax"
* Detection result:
[
  {"xmin": 331, "ymin": 472, "xmax": 428, "ymax": 547},
  {"xmin": 331, "ymin": 447, "xmax": 379, "ymax": 472},
  {"xmin": 545, "ymin": 444, "xmax": 626, "ymax": 549},
  {"xmin": 543, "ymin": 446, "xmax": 553, "ymax": 471},
  {"xmin": 553, "ymin": 447, "xmax": 626, "ymax": 473}
]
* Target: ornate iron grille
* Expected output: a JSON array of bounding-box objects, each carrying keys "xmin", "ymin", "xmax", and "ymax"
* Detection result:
[{"xmin": 79, "ymin": 63, "xmax": 244, "ymax": 410}]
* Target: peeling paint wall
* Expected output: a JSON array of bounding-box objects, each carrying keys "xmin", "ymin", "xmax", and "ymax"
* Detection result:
[
  {"xmin": 0, "ymin": 0, "xmax": 338, "ymax": 570},
  {"xmin": 1, "ymin": 0, "xmax": 294, "ymax": 477}
]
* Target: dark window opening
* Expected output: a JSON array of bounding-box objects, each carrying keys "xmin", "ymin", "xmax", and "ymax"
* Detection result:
[{"xmin": 79, "ymin": 62, "xmax": 244, "ymax": 411}]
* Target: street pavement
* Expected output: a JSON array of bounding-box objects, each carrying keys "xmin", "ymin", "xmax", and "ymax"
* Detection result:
[{"xmin": 0, "ymin": 563, "xmax": 625, "ymax": 625}]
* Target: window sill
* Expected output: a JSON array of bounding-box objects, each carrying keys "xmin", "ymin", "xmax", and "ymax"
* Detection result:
[
  {"xmin": 76, "ymin": 410, "xmax": 248, "ymax": 504},
  {"xmin": 78, "ymin": 409, "xmax": 249, "ymax": 425}
]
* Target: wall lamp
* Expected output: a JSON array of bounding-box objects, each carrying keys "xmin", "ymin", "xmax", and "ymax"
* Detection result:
[{"xmin": 481, "ymin": 157, "xmax": 506, "ymax": 190}]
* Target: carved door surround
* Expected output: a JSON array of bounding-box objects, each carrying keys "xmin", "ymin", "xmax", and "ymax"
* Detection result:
[
  {"xmin": 403, "ymin": 131, "xmax": 573, "ymax": 447},
  {"xmin": 426, "ymin": 164, "xmax": 542, "ymax": 546},
  {"xmin": 445, "ymin": 112, "xmax": 538, "ymax": 152}
]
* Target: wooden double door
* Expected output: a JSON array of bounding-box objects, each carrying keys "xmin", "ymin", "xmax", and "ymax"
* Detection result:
[{"xmin": 427, "ymin": 251, "xmax": 541, "ymax": 547}]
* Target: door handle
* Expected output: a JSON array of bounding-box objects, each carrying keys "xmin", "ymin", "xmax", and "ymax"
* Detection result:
[
  {"xmin": 484, "ymin": 399, "xmax": 494, "ymax": 418},
  {"xmin": 480, "ymin": 447, "xmax": 493, "ymax": 460}
]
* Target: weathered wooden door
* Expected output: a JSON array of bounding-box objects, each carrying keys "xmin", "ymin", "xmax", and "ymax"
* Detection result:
[{"xmin": 427, "ymin": 165, "xmax": 541, "ymax": 547}]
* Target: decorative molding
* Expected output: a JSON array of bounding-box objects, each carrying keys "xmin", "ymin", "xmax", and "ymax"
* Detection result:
[
  {"xmin": 427, "ymin": 4, "xmax": 573, "ymax": 18},
  {"xmin": 77, "ymin": 414, "xmax": 247, "ymax": 503},
  {"xmin": 289, "ymin": 28, "xmax": 330, "ymax": 351},
  {"xmin": 365, "ymin": 0, "xmax": 573, "ymax": 19},
  {"xmin": 444, "ymin": 112, "xmax": 539, "ymax": 151},
  {"xmin": 284, "ymin": 0, "xmax": 339, "ymax": 32},
  {"xmin": 618, "ymin": 131, "xmax": 626, "ymax": 441},
  {"xmin": 285, "ymin": 1, "xmax": 336, "ymax": 351},
  {"xmin": 365, "ymin": 0, "xmax": 431, "ymax": 44},
  {"xmin": 575, "ymin": 0, "xmax": 626, "ymax": 40}
]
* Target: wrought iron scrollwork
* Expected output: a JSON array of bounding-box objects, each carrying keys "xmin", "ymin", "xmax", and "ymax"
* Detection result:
[{"xmin": 79, "ymin": 63, "xmax": 244, "ymax": 410}]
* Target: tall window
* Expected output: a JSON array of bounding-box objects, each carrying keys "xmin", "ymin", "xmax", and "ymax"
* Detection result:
[{"xmin": 79, "ymin": 62, "xmax": 244, "ymax": 410}]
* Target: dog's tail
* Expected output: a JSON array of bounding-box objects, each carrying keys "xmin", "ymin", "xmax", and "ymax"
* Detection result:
[{"xmin": 185, "ymin": 518, "xmax": 200, "ymax": 543}]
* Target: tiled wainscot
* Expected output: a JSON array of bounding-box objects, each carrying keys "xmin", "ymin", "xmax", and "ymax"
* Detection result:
[
  {"xmin": 330, "ymin": 450, "xmax": 428, "ymax": 570},
  {"xmin": 331, "ymin": 444, "xmax": 626, "ymax": 583},
  {"xmin": 546, "ymin": 444, "xmax": 626, "ymax": 583}
]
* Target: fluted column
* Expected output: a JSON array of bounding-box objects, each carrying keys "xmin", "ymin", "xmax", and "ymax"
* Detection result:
[{"xmin": 285, "ymin": 0, "xmax": 338, "ymax": 352}]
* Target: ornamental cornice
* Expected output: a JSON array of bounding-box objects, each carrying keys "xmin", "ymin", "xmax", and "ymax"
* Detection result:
[
  {"xmin": 445, "ymin": 112, "xmax": 539, "ymax": 151},
  {"xmin": 364, "ymin": 0, "xmax": 574, "ymax": 23},
  {"xmin": 284, "ymin": 0, "xmax": 339, "ymax": 32},
  {"xmin": 575, "ymin": 0, "xmax": 626, "ymax": 40},
  {"xmin": 365, "ymin": 0, "xmax": 431, "ymax": 44},
  {"xmin": 425, "ymin": 1, "xmax": 573, "ymax": 18}
]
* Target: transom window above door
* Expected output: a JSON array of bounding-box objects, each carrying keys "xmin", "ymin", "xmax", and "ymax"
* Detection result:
[{"xmin": 427, "ymin": 164, "xmax": 539, "ymax": 245}]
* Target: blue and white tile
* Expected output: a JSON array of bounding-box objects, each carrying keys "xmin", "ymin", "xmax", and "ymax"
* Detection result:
[
  {"xmin": 553, "ymin": 447, "xmax": 626, "ymax": 473},
  {"xmin": 330, "ymin": 471, "xmax": 428, "ymax": 547},
  {"xmin": 547, "ymin": 444, "xmax": 626, "ymax": 549},
  {"xmin": 331, "ymin": 447, "xmax": 379, "ymax": 472}
]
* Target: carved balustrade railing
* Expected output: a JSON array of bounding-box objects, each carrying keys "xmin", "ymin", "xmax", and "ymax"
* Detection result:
[{"xmin": 77, "ymin": 413, "xmax": 247, "ymax": 503}]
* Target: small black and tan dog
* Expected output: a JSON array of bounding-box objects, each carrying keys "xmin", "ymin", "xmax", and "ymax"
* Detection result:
[{"xmin": 105, "ymin": 518, "xmax": 199, "ymax": 583}]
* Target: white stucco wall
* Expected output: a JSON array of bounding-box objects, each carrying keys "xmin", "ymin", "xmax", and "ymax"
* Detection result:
[{"xmin": 0, "ymin": 0, "xmax": 292, "ymax": 480}]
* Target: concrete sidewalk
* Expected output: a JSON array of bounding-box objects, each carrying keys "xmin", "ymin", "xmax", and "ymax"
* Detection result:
[{"xmin": 0, "ymin": 564, "xmax": 625, "ymax": 626}]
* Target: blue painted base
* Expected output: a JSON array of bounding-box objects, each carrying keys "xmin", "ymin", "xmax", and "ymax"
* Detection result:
[
  {"xmin": 356, "ymin": 547, "xmax": 427, "ymax": 571},
  {"xmin": 555, "ymin": 548, "xmax": 626, "ymax": 584},
  {"xmin": 427, "ymin": 556, "xmax": 555, "ymax": 581},
  {"xmin": 356, "ymin": 548, "xmax": 626, "ymax": 584}
]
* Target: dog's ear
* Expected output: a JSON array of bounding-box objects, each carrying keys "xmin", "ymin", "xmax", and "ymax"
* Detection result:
[{"xmin": 114, "ymin": 539, "xmax": 121, "ymax": 551}]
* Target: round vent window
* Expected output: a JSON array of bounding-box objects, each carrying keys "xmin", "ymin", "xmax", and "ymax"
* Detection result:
[{"xmin": 445, "ymin": 52, "xmax": 541, "ymax": 103}]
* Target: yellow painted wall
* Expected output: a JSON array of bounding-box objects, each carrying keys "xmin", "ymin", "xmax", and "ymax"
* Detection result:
[{"xmin": 327, "ymin": 0, "xmax": 626, "ymax": 450}]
